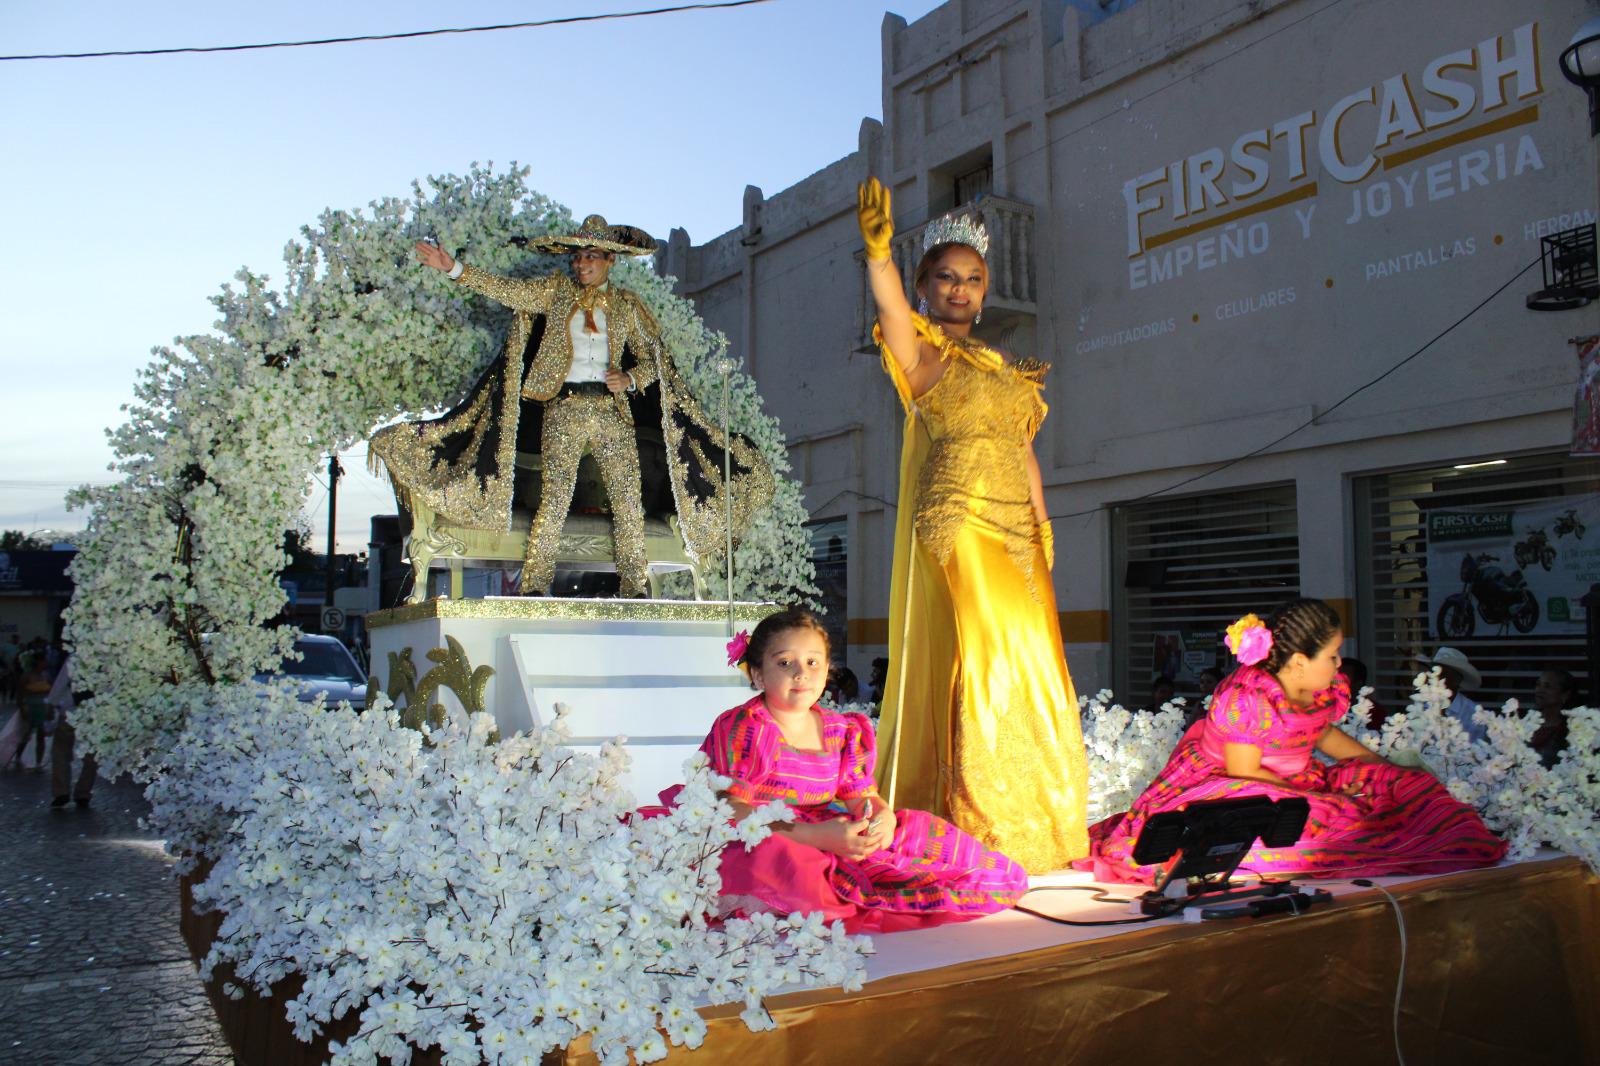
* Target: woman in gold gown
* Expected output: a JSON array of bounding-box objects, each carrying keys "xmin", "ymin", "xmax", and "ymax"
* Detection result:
[{"xmin": 856, "ymin": 178, "xmax": 1087, "ymax": 873}]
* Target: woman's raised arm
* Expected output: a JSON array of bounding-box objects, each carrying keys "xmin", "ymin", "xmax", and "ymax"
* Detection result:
[{"xmin": 858, "ymin": 179, "xmax": 921, "ymax": 382}]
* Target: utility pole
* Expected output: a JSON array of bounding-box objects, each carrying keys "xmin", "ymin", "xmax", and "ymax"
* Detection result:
[{"xmin": 325, "ymin": 454, "xmax": 342, "ymax": 626}]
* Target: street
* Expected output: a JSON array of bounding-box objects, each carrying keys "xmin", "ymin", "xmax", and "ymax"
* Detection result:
[{"xmin": 0, "ymin": 719, "xmax": 234, "ymax": 1066}]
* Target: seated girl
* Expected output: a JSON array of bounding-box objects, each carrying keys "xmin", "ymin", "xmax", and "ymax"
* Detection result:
[
  {"xmin": 1083, "ymin": 599, "xmax": 1507, "ymax": 883},
  {"xmin": 695, "ymin": 607, "xmax": 1028, "ymax": 933}
]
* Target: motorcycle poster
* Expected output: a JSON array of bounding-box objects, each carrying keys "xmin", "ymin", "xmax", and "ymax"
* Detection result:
[
  {"xmin": 1151, "ymin": 629, "xmax": 1219, "ymax": 686},
  {"xmin": 1427, "ymin": 494, "xmax": 1600, "ymax": 639}
]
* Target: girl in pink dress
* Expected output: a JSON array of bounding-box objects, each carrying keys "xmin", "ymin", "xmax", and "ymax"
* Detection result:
[
  {"xmin": 1085, "ymin": 599, "xmax": 1507, "ymax": 883},
  {"xmin": 702, "ymin": 607, "xmax": 1028, "ymax": 933}
]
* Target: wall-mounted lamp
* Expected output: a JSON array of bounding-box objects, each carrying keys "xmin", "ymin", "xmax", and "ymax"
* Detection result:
[{"xmin": 1560, "ymin": 16, "xmax": 1600, "ymax": 137}]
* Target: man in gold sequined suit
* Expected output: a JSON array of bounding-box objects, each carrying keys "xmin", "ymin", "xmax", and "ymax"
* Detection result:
[{"xmin": 373, "ymin": 214, "xmax": 772, "ymax": 597}]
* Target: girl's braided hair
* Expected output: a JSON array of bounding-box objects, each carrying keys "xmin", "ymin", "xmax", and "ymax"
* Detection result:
[{"xmin": 1260, "ymin": 598, "xmax": 1342, "ymax": 673}]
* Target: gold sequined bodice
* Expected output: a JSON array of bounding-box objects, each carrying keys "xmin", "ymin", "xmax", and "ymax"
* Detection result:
[{"xmin": 888, "ymin": 319, "xmax": 1048, "ymax": 596}]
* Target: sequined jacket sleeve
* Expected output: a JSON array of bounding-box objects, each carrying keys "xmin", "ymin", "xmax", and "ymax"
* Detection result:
[
  {"xmin": 618, "ymin": 289, "xmax": 663, "ymax": 386},
  {"xmin": 452, "ymin": 264, "xmax": 562, "ymax": 313}
]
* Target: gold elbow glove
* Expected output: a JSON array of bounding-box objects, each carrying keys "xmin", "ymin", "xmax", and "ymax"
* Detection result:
[
  {"xmin": 857, "ymin": 178, "xmax": 895, "ymax": 262},
  {"xmin": 1038, "ymin": 518, "xmax": 1055, "ymax": 571}
]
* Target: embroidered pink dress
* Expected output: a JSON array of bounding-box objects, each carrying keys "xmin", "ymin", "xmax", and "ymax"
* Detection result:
[
  {"xmin": 698, "ymin": 696, "xmax": 1028, "ymax": 933},
  {"xmin": 1084, "ymin": 667, "xmax": 1508, "ymax": 883}
]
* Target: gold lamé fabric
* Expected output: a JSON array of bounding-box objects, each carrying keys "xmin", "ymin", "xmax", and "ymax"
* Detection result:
[
  {"xmin": 524, "ymin": 393, "xmax": 648, "ymax": 596},
  {"xmin": 368, "ymin": 266, "xmax": 772, "ymax": 568},
  {"xmin": 454, "ymin": 267, "xmax": 662, "ymax": 409},
  {"xmin": 873, "ymin": 314, "xmax": 1087, "ymax": 874},
  {"xmin": 559, "ymin": 857, "xmax": 1600, "ymax": 1066},
  {"xmin": 905, "ymin": 329, "xmax": 1049, "ymax": 602}
]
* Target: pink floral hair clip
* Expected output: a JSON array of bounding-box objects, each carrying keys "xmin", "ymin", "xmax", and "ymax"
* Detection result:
[
  {"xmin": 1225, "ymin": 613, "xmax": 1274, "ymax": 666},
  {"xmin": 725, "ymin": 629, "xmax": 751, "ymax": 668}
]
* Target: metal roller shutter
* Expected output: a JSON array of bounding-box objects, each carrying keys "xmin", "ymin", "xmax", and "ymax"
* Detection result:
[
  {"xmin": 1112, "ymin": 484, "xmax": 1301, "ymax": 707},
  {"xmin": 1354, "ymin": 451, "xmax": 1600, "ymax": 710}
]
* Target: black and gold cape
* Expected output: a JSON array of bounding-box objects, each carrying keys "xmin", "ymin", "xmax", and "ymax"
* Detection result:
[{"xmin": 369, "ymin": 273, "xmax": 772, "ymax": 562}]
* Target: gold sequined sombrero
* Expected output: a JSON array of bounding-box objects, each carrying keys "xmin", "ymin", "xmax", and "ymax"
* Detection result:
[{"xmin": 525, "ymin": 213, "xmax": 656, "ymax": 256}]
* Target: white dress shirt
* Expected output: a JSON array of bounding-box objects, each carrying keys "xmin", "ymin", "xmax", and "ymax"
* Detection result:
[
  {"xmin": 566, "ymin": 303, "xmax": 609, "ymax": 384},
  {"xmin": 445, "ymin": 260, "xmax": 623, "ymax": 387}
]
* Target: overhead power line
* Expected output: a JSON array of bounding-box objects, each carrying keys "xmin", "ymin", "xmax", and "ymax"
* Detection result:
[
  {"xmin": 0, "ymin": 0, "xmax": 776, "ymax": 62},
  {"xmin": 0, "ymin": 478, "xmax": 116, "ymax": 488},
  {"xmin": 1049, "ymin": 254, "xmax": 1546, "ymax": 523}
]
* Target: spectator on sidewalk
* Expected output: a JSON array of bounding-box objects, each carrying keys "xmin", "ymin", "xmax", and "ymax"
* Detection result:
[
  {"xmin": 1340, "ymin": 657, "xmax": 1391, "ymax": 729},
  {"xmin": 1417, "ymin": 646, "xmax": 1484, "ymax": 742},
  {"xmin": 1530, "ymin": 667, "xmax": 1576, "ymax": 768},
  {"xmin": 9, "ymin": 652, "xmax": 53, "ymax": 770},
  {"xmin": 48, "ymin": 657, "xmax": 96, "ymax": 809},
  {"xmin": 1149, "ymin": 673, "xmax": 1176, "ymax": 711},
  {"xmin": 825, "ymin": 664, "xmax": 860, "ymax": 706},
  {"xmin": 868, "ymin": 657, "xmax": 889, "ymax": 705},
  {"xmin": 0, "ymin": 631, "xmax": 21, "ymax": 706}
]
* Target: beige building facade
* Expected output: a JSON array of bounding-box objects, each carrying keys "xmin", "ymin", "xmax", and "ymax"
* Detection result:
[{"xmin": 663, "ymin": 0, "xmax": 1600, "ymax": 707}]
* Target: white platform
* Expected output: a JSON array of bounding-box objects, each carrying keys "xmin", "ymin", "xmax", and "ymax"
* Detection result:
[{"xmin": 366, "ymin": 597, "xmax": 777, "ymax": 802}]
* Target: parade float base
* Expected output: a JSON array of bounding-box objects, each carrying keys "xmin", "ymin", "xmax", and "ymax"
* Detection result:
[
  {"xmin": 366, "ymin": 596, "xmax": 777, "ymax": 803},
  {"xmin": 181, "ymin": 852, "xmax": 1599, "ymax": 1066}
]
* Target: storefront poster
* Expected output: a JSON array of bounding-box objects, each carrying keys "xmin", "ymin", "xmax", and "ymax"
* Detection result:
[
  {"xmin": 1427, "ymin": 493, "xmax": 1600, "ymax": 637},
  {"xmin": 1152, "ymin": 630, "xmax": 1219, "ymax": 684}
]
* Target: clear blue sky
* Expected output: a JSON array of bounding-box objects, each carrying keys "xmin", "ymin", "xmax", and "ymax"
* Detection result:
[{"xmin": 0, "ymin": 0, "xmax": 943, "ymax": 549}]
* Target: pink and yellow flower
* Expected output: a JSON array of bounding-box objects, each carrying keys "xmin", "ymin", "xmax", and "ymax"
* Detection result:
[{"xmin": 1225, "ymin": 613, "xmax": 1274, "ymax": 666}]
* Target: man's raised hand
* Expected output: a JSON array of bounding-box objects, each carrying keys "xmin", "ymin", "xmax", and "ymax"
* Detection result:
[{"xmin": 414, "ymin": 241, "xmax": 456, "ymax": 273}]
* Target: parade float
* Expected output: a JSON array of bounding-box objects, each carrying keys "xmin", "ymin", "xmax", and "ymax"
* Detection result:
[{"xmin": 62, "ymin": 166, "xmax": 1600, "ymax": 1063}]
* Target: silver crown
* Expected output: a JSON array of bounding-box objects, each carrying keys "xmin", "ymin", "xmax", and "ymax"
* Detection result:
[{"xmin": 921, "ymin": 211, "xmax": 989, "ymax": 258}]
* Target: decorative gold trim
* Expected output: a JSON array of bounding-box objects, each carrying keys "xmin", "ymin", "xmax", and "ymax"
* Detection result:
[
  {"xmin": 368, "ymin": 597, "xmax": 779, "ymax": 630},
  {"xmin": 372, "ymin": 637, "xmax": 496, "ymax": 737}
]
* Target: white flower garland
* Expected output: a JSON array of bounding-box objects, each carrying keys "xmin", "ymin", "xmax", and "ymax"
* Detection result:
[
  {"xmin": 61, "ymin": 166, "xmax": 855, "ymax": 1064},
  {"xmin": 1077, "ymin": 691, "xmax": 1189, "ymax": 825},
  {"xmin": 1340, "ymin": 670, "xmax": 1600, "ymax": 872},
  {"xmin": 147, "ymin": 687, "xmax": 866, "ymax": 1065}
]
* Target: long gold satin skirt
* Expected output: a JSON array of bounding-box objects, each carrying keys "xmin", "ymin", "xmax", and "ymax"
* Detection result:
[{"xmin": 877, "ymin": 515, "xmax": 1088, "ymax": 874}]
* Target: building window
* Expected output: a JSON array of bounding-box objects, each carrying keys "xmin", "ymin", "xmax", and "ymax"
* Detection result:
[
  {"xmin": 1353, "ymin": 452, "xmax": 1600, "ymax": 710},
  {"xmin": 1112, "ymin": 484, "xmax": 1300, "ymax": 706},
  {"xmin": 953, "ymin": 161, "xmax": 993, "ymax": 208},
  {"xmin": 807, "ymin": 518, "xmax": 848, "ymax": 664},
  {"xmin": 927, "ymin": 154, "xmax": 994, "ymax": 217}
]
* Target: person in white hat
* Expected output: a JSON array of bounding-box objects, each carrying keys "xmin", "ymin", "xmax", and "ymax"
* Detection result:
[{"xmin": 1418, "ymin": 646, "xmax": 1484, "ymax": 742}]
